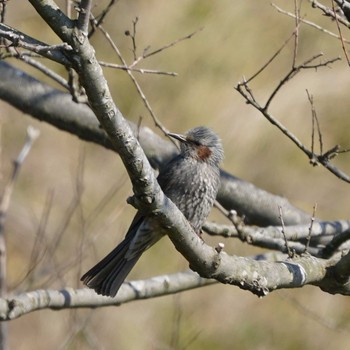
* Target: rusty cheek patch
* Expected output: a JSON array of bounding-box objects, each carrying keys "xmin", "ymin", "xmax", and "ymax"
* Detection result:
[{"xmin": 196, "ymin": 145, "xmax": 212, "ymax": 160}]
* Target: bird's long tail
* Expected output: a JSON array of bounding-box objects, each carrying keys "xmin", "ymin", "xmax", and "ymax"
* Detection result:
[{"xmin": 81, "ymin": 234, "xmax": 142, "ymax": 297}]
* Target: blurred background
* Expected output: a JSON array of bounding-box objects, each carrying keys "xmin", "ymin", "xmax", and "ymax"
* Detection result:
[{"xmin": 1, "ymin": 0, "xmax": 350, "ymax": 349}]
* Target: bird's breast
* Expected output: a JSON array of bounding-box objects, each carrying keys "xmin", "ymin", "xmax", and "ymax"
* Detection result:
[{"xmin": 165, "ymin": 162, "xmax": 220, "ymax": 233}]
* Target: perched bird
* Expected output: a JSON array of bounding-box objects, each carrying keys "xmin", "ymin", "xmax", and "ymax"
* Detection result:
[{"xmin": 81, "ymin": 126, "xmax": 224, "ymax": 297}]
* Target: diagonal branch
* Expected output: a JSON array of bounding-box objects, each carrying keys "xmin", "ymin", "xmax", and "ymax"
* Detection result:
[
  {"xmin": 235, "ymin": 52, "xmax": 350, "ymax": 183},
  {"xmin": 0, "ymin": 23, "xmax": 72, "ymax": 66},
  {"xmin": 77, "ymin": 0, "xmax": 92, "ymax": 34}
]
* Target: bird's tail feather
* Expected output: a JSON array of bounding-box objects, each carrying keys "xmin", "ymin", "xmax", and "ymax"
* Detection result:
[{"xmin": 81, "ymin": 235, "xmax": 142, "ymax": 297}]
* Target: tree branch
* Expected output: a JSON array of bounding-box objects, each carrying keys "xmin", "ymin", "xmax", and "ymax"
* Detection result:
[
  {"xmin": 1, "ymin": 249, "xmax": 345, "ymax": 321},
  {"xmin": 0, "ymin": 23, "xmax": 72, "ymax": 66},
  {"xmin": 0, "ymin": 270, "xmax": 215, "ymax": 321},
  {"xmin": 204, "ymin": 220, "xmax": 350, "ymax": 256}
]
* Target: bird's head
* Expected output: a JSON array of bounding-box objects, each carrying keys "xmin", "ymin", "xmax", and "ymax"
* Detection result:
[{"xmin": 168, "ymin": 126, "xmax": 223, "ymax": 166}]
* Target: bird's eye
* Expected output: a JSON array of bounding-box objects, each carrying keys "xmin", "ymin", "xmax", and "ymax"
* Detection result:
[{"xmin": 189, "ymin": 139, "xmax": 201, "ymax": 146}]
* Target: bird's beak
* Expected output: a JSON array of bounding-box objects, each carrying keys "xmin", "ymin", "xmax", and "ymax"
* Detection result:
[{"xmin": 168, "ymin": 132, "xmax": 187, "ymax": 143}]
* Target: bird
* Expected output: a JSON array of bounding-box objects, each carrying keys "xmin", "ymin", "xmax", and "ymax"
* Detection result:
[{"xmin": 81, "ymin": 126, "xmax": 224, "ymax": 297}]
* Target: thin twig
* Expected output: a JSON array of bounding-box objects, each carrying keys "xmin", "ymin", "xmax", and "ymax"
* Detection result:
[
  {"xmin": 264, "ymin": 53, "xmax": 339, "ymax": 110},
  {"xmin": 128, "ymin": 17, "xmax": 138, "ymax": 61},
  {"xmin": 292, "ymin": 0, "xmax": 301, "ymax": 68},
  {"xmin": 310, "ymin": 0, "xmax": 350, "ymax": 28},
  {"xmin": 305, "ymin": 204, "xmax": 317, "ymax": 252},
  {"xmin": 278, "ymin": 206, "xmax": 294, "ymax": 258},
  {"xmin": 88, "ymin": 0, "xmax": 117, "ymax": 38},
  {"xmin": 92, "ymin": 17, "xmax": 171, "ymax": 137},
  {"xmin": 244, "ymin": 32, "xmax": 295, "ymax": 84},
  {"xmin": 306, "ymin": 89, "xmax": 323, "ymax": 159},
  {"xmin": 272, "ymin": 3, "xmax": 350, "ymax": 43},
  {"xmin": 0, "ymin": 23, "xmax": 72, "ymax": 65},
  {"xmin": 213, "ymin": 201, "xmax": 247, "ymax": 241},
  {"xmin": 235, "ymin": 46, "xmax": 350, "ymax": 182},
  {"xmin": 331, "ymin": 0, "xmax": 350, "ymax": 65},
  {"xmin": 16, "ymin": 54, "xmax": 70, "ymax": 90},
  {"xmin": 0, "ymin": 1, "xmax": 7, "ymax": 24},
  {"xmin": 130, "ymin": 28, "xmax": 204, "ymax": 69},
  {"xmin": 99, "ymin": 61, "xmax": 177, "ymax": 76}
]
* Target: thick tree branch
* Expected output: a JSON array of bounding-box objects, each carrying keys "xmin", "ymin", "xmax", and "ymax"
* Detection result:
[
  {"xmin": 0, "ymin": 270, "xmax": 215, "ymax": 321},
  {"xmin": 1, "ymin": 249, "xmax": 348, "ymax": 321},
  {"xmin": 204, "ymin": 220, "xmax": 350, "ymax": 256}
]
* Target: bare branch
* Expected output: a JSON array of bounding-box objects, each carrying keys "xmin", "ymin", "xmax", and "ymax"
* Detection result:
[
  {"xmin": 279, "ymin": 206, "xmax": 294, "ymax": 258},
  {"xmin": 92, "ymin": 17, "xmax": 171, "ymax": 138},
  {"xmin": 273, "ymin": 3, "xmax": 350, "ymax": 43},
  {"xmin": 0, "ymin": 0, "xmax": 7, "ymax": 24},
  {"xmin": 13, "ymin": 53, "xmax": 69, "ymax": 90},
  {"xmin": 235, "ymin": 51, "xmax": 350, "ymax": 183},
  {"xmin": 138, "ymin": 28, "xmax": 203, "ymax": 62},
  {"xmin": 331, "ymin": 0, "xmax": 350, "ymax": 65},
  {"xmin": 310, "ymin": 0, "xmax": 350, "ymax": 27},
  {"xmin": 77, "ymin": 0, "xmax": 92, "ymax": 34},
  {"xmin": 306, "ymin": 89, "xmax": 323, "ymax": 156},
  {"xmin": 292, "ymin": 0, "xmax": 301, "ymax": 68},
  {"xmin": 0, "ymin": 23, "xmax": 72, "ymax": 65},
  {"xmin": 204, "ymin": 219, "xmax": 350, "ymax": 257},
  {"xmin": 264, "ymin": 54, "xmax": 339, "ymax": 110},
  {"xmin": 0, "ymin": 270, "xmax": 216, "ymax": 320},
  {"xmin": 99, "ymin": 60, "xmax": 177, "ymax": 76},
  {"xmin": 305, "ymin": 204, "xmax": 318, "ymax": 252},
  {"xmin": 244, "ymin": 32, "xmax": 295, "ymax": 84},
  {"xmin": 28, "ymin": 0, "xmax": 74, "ymax": 43},
  {"xmin": 88, "ymin": 0, "xmax": 117, "ymax": 38}
]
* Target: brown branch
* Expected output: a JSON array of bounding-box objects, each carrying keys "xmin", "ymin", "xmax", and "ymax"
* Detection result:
[
  {"xmin": 310, "ymin": 0, "xmax": 350, "ymax": 28},
  {"xmin": 279, "ymin": 206, "xmax": 294, "ymax": 258},
  {"xmin": 99, "ymin": 60, "xmax": 178, "ymax": 76},
  {"xmin": 130, "ymin": 27, "xmax": 203, "ymax": 67},
  {"xmin": 235, "ymin": 51, "xmax": 349, "ymax": 183},
  {"xmin": 88, "ymin": 0, "xmax": 117, "ymax": 38},
  {"xmin": 306, "ymin": 89, "xmax": 323, "ymax": 156},
  {"xmin": 272, "ymin": 3, "xmax": 350, "ymax": 43},
  {"xmin": 292, "ymin": 0, "xmax": 301, "ymax": 68},
  {"xmin": 331, "ymin": 0, "xmax": 350, "ymax": 65},
  {"xmin": 92, "ymin": 17, "xmax": 172, "ymax": 138},
  {"xmin": 244, "ymin": 31, "xmax": 295, "ymax": 84}
]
